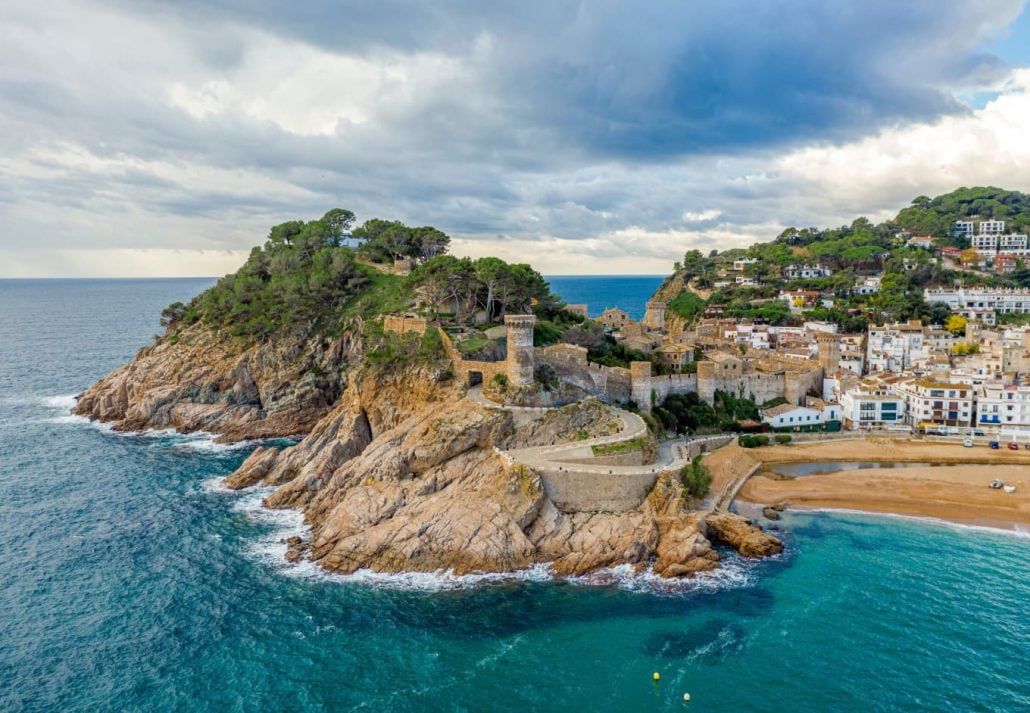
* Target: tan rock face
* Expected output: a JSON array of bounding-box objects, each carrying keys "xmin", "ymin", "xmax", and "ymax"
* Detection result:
[
  {"xmin": 74, "ymin": 325, "xmax": 362, "ymax": 440},
  {"xmin": 704, "ymin": 513, "xmax": 784, "ymax": 557},
  {"xmin": 234, "ymin": 380, "xmax": 748, "ymax": 578}
]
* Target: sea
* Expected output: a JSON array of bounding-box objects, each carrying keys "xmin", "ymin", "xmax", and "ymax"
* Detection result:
[{"xmin": 0, "ymin": 277, "xmax": 1027, "ymax": 712}]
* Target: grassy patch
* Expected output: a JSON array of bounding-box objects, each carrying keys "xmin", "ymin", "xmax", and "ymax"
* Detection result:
[
  {"xmin": 592, "ymin": 435, "xmax": 651, "ymax": 456},
  {"xmin": 668, "ymin": 290, "xmax": 706, "ymax": 322}
]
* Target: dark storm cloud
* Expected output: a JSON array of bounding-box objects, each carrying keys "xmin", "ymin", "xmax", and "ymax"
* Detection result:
[
  {"xmin": 106, "ymin": 0, "xmax": 1016, "ymax": 156},
  {"xmin": 0, "ymin": 0, "xmax": 1026, "ymax": 274}
]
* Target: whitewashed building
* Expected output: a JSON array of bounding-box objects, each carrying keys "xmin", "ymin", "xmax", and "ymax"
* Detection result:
[
  {"xmin": 783, "ymin": 264, "xmax": 833, "ymax": 279},
  {"xmin": 976, "ymin": 383, "xmax": 1030, "ymax": 435},
  {"xmin": 866, "ymin": 321, "xmax": 930, "ymax": 373},
  {"xmin": 761, "ymin": 402, "xmax": 842, "ymax": 430},
  {"xmin": 923, "ymin": 287, "xmax": 1030, "ymax": 325},
  {"xmin": 840, "ymin": 383, "xmax": 907, "ymax": 429},
  {"xmin": 895, "ymin": 378, "xmax": 975, "ymax": 429}
]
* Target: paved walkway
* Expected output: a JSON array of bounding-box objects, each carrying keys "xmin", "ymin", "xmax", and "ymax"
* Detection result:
[{"xmin": 466, "ymin": 384, "xmax": 728, "ymax": 478}]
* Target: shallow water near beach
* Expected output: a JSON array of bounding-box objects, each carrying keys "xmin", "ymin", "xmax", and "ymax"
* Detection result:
[{"xmin": 1, "ymin": 278, "xmax": 1028, "ymax": 712}]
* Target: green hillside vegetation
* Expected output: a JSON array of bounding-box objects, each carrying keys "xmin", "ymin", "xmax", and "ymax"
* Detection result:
[
  {"xmin": 161, "ymin": 209, "xmax": 386, "ymax": 339},
  {"xmin": 159, "ymin": 210, "xmax": 567, "ymax": 346},
  {"xmin": 894, "ymin": 187, "xmax": 1030, "ymax": 237},
  {"xmin": 660, "ymin": 187, "xmax": 1030, "ymax": 332}
]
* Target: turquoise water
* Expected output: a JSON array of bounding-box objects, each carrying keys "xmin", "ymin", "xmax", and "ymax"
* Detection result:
[{"xmin": 1, "ymin": 278, "xmax": 1028, "ymax": 712}]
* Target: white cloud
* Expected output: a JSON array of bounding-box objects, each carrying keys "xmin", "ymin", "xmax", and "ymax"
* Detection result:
[
  {"xmin": 776, "ymin": 68, "xmax": 1030, "ymax": 220},
  {"xmin": 681, "ymin": 209, "xmax": 722, "ymax": 223},
  {"xmin": 166, "ymin": 38, "xmax": 467, "ymax": 137},
  {"xmin": 1, "ymin": 0, "xmax": 1029, "ymax": 277}
]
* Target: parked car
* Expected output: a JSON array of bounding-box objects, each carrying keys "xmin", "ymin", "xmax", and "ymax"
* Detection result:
[
  {"xmin": 1008, "ymin": 442, "xmax": 1019, "ymax": 451},
  {"xmin": 989, "ymin": 441, "xmax": 1000, "ymax": 449}
]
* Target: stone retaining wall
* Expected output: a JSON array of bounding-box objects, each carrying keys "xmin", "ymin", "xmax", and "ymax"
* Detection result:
[{"xmin": 538, "ymin": 468, "xmax": 661, "ymax": 512}]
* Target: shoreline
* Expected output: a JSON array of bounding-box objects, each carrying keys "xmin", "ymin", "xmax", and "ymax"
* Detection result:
[
  {"xmin": 780, "ymin": 506, "xmax": 1030, "ymax": 539},
  {"xmin": 710, "ymin": 439, "xmax": 1030, "ymax": 532}
]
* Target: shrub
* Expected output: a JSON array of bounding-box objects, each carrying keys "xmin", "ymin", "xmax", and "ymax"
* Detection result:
[
  {"xmin": 679, "ymin": 456, "xmax": 712, "ymax": 501},
  {"xmin": 534, "ymin": 363, "xmax": 559, "ymax": 390},
  {"xmin": 492, "ymin": 373, "xmax": 509, "ymax": 394},
  {"xmin": 774, "ymin": 434, "xmax": 792, "ymax": 445}
]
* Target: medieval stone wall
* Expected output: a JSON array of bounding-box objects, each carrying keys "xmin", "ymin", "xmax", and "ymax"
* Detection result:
[
  {"xmin": 383, "ymin": 315, "xmax": 429, "ymax": 335},
  {"xmin": 535, "ymin": 344, "xmax": 633, "ymax": 403}
]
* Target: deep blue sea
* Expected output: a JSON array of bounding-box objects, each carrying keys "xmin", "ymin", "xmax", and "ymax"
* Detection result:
[
  {"xmin": 546, "ymin": 275, "xmax": 665, "ymax": 320},
  {"xmin": 1, "ymin": 278, "xmax": 1028, "ymax": 712}
]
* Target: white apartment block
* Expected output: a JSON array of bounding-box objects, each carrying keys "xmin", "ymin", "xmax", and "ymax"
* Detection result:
[
  {"xmin": 976, "ymin": 383, "xmax": 1030, "ymax": 435},
  {"xmin": 896, "ymin": 378, "xmax": 975, "ymax": 429},
  {"xmin": 866, "ymin": 321, "xmax": 929, "ymax": 373},
  {"xmin": 970, "ymin": 233, "xmax": 1028, "ymax": 254},
  {"xmin": 840, "ymin": 384, "xmax": 906, "ymax": 429},
  {"xmin": 953, "ymin": 220, "xmax": 975, "ymax": 238},
  {"xmin": 979, "ymin": 219, "xmax": 1006, "ymax": 235},
  {"xmin": 783, "ymin": 264, "xmax": 833, "ymax": 279},
  {"xmin": 732, "ymin": 257, "xmax": 759, "ymax": 271},
  {"xmin": 923, "ymin": 288, "xmax": 1030, "ymax": 325}
]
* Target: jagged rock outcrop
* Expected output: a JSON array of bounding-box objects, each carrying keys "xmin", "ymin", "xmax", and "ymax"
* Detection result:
[
  {"xmin": 74, "ymin": 324, "xmax": 363, "ymax": 440},
  {"xmin": 705, "ymin": 512, "xmax": 784, "ymax": 557},
  {"xmin": 222, "ymin": 371, "xmax": 760, "ymax": 578}
]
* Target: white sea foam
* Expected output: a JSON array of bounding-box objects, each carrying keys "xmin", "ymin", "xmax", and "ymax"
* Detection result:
[
  {"xmin": 565, "ymin": 557, "xmax": 756, "ymax": 595},
  {"xmin": 200, "ymin": 476, "xmax": 234, "ymax": 494},
  {"xmin": 42, "ymin": 394, "xmax": 78, "ymax": 410},
  {"xmin": 801, "ymin": 507, "xmax": 1030, "ymax": 540}
]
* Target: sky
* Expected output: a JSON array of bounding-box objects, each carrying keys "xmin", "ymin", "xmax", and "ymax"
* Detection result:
[{"xmin": 2, "ymin": 1, "xmax": 1030, "ymax": 277}]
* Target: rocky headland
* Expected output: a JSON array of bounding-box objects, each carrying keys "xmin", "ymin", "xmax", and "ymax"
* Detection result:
[{"xmin": 74, "ymin": 212, "xmax": 782, "ymax": 580}]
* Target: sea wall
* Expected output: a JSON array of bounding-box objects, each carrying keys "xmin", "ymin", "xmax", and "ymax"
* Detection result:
[{"xmin": 538, "ymin": 467, "xmax": 661, "ymax": 512}]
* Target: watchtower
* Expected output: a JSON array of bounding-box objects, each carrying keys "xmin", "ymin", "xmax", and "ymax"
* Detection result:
[
  {"xmin": 643, "ymin": 299, "xmax": 666, "ymax": 331},
  {"xmin": 816, "ymin": 333, "xmax": 841, "ymax": 372},
  {"xmin": 505, "ymin": 314, "xmax": 537, "ymax": 386}
]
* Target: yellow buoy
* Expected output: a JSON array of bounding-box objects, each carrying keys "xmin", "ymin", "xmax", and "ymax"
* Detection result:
[
  {"xmin": 683, "ymin": 692, "xmax": 691, "ymax": 702},
  {"xmin": 653, "ymin": 672, "xmax": 660, "ymax": 682}
]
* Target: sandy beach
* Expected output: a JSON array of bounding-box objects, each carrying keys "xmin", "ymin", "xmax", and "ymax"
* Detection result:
[{"xmin": 705, "ymin": 438, "xmax": 1030, "ymax": 530}]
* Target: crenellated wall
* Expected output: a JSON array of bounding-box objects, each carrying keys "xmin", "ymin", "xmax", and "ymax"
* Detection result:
[
  {"xmin": 535, "ymin": 344, "xmax": 633, "ymax": 403},
  {"xmin": 632, "ymin": 369, "xmax": 698, "ymax": 410},
  {"xmin": 696, "ymin": 357, "xmax": 823, "ymax": 406}
]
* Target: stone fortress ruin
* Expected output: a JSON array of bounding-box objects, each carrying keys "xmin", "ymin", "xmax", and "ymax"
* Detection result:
[{"xmin": 386, "ymin": 299, "xmax": 835, "ymax": 414}]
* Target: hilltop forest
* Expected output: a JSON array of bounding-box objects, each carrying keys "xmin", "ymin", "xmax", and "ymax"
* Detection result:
[{"xmin": 663, "ymin": 187, "xmax": 1030, "ymax": 332}]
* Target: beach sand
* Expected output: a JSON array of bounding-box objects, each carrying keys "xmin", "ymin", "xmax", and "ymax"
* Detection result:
[{"xmin": 711, "ymin": 438, "xmax": 1030, "ymax": 529}]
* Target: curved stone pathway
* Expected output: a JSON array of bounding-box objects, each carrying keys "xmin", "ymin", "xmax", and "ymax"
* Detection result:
[{"xmin": 466, "ymin": 384, "xmax": 713, "ymax": 478}]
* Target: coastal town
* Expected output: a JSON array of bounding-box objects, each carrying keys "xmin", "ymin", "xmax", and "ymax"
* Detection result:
[{"xmin": 392, "ymin": 212, "xmax": 1030, "ymax": 447}]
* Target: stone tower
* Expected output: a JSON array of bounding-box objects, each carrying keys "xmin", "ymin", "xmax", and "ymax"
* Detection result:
[
  {"xmin": 643, "ymin": 299, "xmax": 666, "ymax": 331},
  {"xmin": 630, "ymin": 361, "xmax": 655, "ymax": 411},
  {"xmin": 505, "ymin": 314, "xmax": 537, "ymax": 386},
  {"xmin": 816, "ymin": 333, "xmax": 841, "ymax": 373}
]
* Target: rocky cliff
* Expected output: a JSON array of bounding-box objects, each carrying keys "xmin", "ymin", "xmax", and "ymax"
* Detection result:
[
  {"xmin": 224, "ymin": 366, "xmax": 774, "ymax": 578},
  {"xmin": 74, "ymin": 322, "xmax": 363, "ymax": 440}
]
